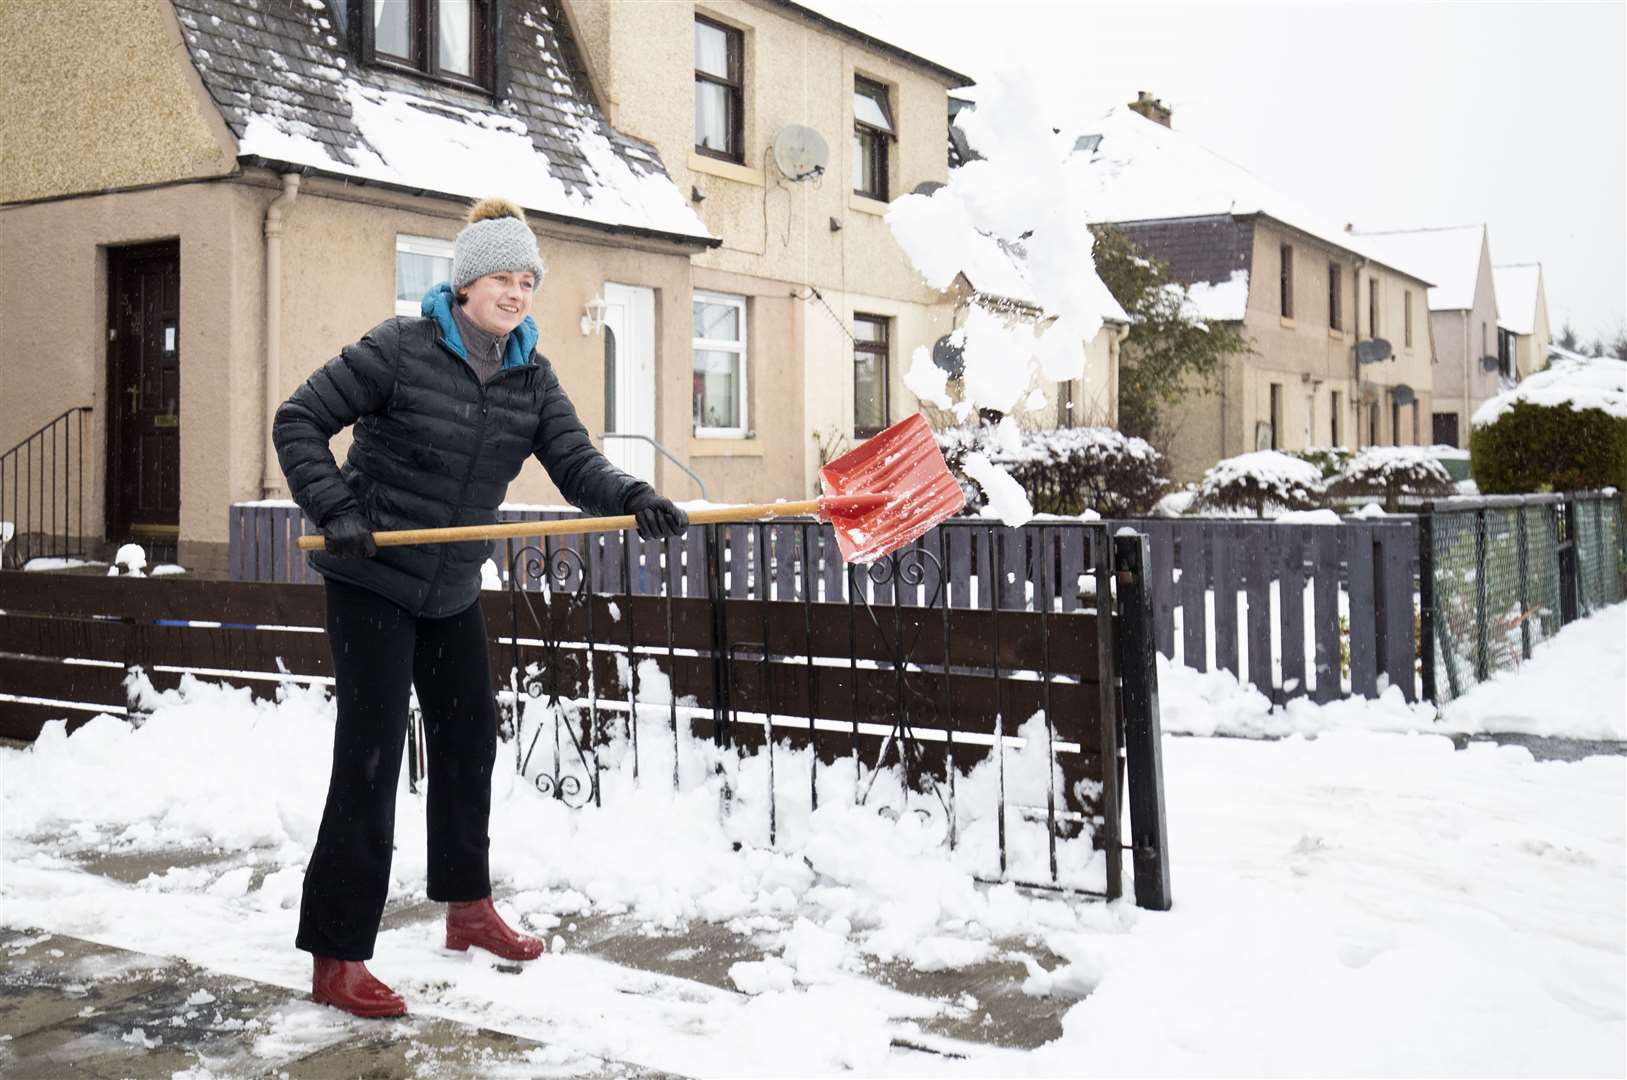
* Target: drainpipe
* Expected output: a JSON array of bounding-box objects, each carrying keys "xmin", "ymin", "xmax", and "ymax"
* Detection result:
[
  {"xmin": 1461, "ymin": 309, "xmax": 1470, "ymax": 449},
  {"xmin": 262, "ymin": 173, "xmax": 301, "ymax": 497},
  {"xmin": 1352, "ymin": 256, "xmax": 1367, "ymax": 447}
]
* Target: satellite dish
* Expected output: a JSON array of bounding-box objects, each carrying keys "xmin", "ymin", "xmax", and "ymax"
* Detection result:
[
  {"xmin": 1480, "ymin": 354, "xmax": 1502, "ymax": 372},
  {"xmin": 931, "ymin": 334, "xmax": 965, "ymax": 379},
  {"xmin": 1355, "ymin": 339, "xmax": 1392, "ymax": 365},
  {"xmin": 771, "ymin": 125, "xmax": 829, "ymax": 181},
  {"xmin": 1392, "ymin": 383, "xmax": 1415, "ymax": 405},
  {"xmin": 912, "ymin": 181, "xmax": 945, "ymax": 196}
]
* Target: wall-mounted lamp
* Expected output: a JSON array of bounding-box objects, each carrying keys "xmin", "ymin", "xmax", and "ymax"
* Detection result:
[{"xmin": 580, "ymin": 293, "xmax": 607, "ymax": 336}]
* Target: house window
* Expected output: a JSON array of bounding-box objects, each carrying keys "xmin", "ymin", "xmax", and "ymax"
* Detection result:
[
  {"xmin": 853, "ymin": 76, "xmax": 892, "ymax": 200},
  {"xmin": 1279, "ymin": 244, "xmax": 1294, "ymax": 318},
  {"xmin": 1368, "ymin": 278, "xmax": 1379, "ymax": 339},
  {"xmin": 853, "ymin": 314, "xmax": 890, "ymax": 437},
  {"xmin": 1412, "ymin": 402, "xmax": 1421, "ymax": 444},
  {"xmin": 693, "ymin": 291, "xmax": 747, "ymax": 436},
  {"xmin": 694, "ymin": 16, "xmax": 743, "ymax": 162},
  {"xmin": 1330, "ymin": 390, "xmax": 1341, "ymax": 446},
  {"xmin": 1367, "ymin": 402, "xmax": 1379, "ymax": 447},
  {"xmin": 394, "ymin": 235, "xmax": 453, "ymax": 317},
  {"xmin": 1328, "ymin": 262, "xmax": 1342, "ymax": 331},
  {"xmin": 1404, "ymin": 290, "xmax": 1413, "ymax": 348},
  {"xmin": 1268, "ymin": 382, "xmax": 1282, "ymax": 450},
  {"xmin": 1498, "ymin": 327, "xmax": 1515, "ymax": 378},
  {"xmin": 366, "ymin": 0, "xmax": 492, "ymax": 89},
  {"xmin": 1391, "ymin": 401, "xmax": 1401, "ymax": 446}
]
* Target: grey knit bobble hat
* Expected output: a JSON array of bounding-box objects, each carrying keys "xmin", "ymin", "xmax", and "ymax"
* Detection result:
[{"xmin": 451, "ymin": 197, "xmax": 546, "ymax": 291}]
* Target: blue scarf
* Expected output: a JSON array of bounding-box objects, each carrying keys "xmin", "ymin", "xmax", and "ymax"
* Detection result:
[{"xmin": 420, "ymin": 281, "xmax": 538, "ymax": 370}]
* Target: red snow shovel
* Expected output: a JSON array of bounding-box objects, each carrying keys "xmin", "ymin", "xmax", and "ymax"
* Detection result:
[{"xmin": 295, "ymin": 413, "xmax": 963, "ymax": 562}]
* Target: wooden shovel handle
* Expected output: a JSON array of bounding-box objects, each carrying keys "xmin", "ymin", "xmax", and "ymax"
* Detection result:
[{"xmin": 295, "ymin": 499, "xmax": 825, "ymax": 551}]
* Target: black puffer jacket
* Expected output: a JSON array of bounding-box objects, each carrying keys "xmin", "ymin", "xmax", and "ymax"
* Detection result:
[{"xmin": 273, "ymin": 309, "xmax": 651, "ymax": 618}]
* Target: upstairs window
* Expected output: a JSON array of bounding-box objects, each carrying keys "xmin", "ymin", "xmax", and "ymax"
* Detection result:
[
  {"xmin": 1404, "ymin": 290, "xmax": 1414, "ymax": 348},
  {"xmin": 853, "ymin": 76, "xmax": 892, "ymax": 200},
  {"xmin": 1328, "ymin": 261, "xmax": 1343, "ymax": 331},
  {"xmin": 1279, "ymin": 244, "xmax": 1294, "ymax": 318},
  {"xmin": 694, "ymin": 16, "xmax": 744, "ymax": 162},
  {"xmin": 365, "ymin": 0, "xmax": 493, "ymax": 90},
  {"xmin": 1368, "ymin": 277, "xmax": 1379, "ymax": 339}
]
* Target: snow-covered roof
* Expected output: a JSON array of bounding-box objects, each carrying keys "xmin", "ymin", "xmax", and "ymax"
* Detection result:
[
  {"xmin": 1492, "ymin": 264, "xmax": 1543, "ymax": 336},
  {"xmin": 779, "ymin": 0, "xmax": 974, "ymax": 86},
  {"xmin": 1070, "ymin": 107, "xmax": 1430, "ymax": 286},
  {"xmin": 1472, "ymin": 355, "xmax": 1627, "ymax": 428},
  {"xmin": 958, "ymin": 232, "xmax": 1129, "ymax": 325},
  {"xmin": 1347, "ymin": 225, "xmax": 1486, "ymax": 312},
  {"xmin": 171, "ymin": 0, "xmax": 713, "ymax": 245}
]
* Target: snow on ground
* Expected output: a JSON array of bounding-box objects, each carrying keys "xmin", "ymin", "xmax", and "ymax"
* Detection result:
[
  {"xmin": 1442, "ymin": 604, "xmax": 1627, "ymax": 741},
  {"xmin": 2, "ymin": 610, "xmax": 1624, "ymax": 1075}
]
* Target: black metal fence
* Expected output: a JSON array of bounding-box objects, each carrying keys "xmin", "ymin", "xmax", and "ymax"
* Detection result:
[
  {"xmin": 1420, "ymin": 491, "xmax": 1624, "ymax": 702},
  {"xmin": 486, "ymin": 518, "xmax": 1169, "ymax": 906},
  {"xmin": 0, "ymin": 406, "xmax": 93, "ymax": 568}
]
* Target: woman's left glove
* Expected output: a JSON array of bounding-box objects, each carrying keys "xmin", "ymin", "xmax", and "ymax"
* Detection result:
[{"xmin": 624, "ymin": 490, "xmax": 689, "ymax": 541}]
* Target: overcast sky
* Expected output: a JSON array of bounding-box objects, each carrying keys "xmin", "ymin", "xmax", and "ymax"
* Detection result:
[{"xmin": 823, "ymin": 0, "xmax": 1625, "ymax": 342}]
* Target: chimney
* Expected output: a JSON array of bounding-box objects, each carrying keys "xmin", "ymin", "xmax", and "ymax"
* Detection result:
[{"xmin": 1128, "ymin": 90, "xmax": 1171, "ymax": 128}]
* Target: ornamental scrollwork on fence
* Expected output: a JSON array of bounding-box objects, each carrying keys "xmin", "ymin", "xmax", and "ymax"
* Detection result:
[
  {"xmin": 508, "ymin": 541, "xmax": 600, "ymax": 809},
  {"xmin": 851, "ymin": 544, "xmax": 953, "ymax": 844}
]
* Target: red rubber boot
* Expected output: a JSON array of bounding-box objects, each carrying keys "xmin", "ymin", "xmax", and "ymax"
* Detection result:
[
  {"xmin": 445, "ymin": 896, "xmax": 546, "ymax": 961},
  {"xmin": 311, "ymin": 956, "xmax": 407, "ymax": 1018}
]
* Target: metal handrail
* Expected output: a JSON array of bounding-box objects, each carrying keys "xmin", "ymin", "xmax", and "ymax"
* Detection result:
[
  {"xmin": 1, "ymin": 405, "xmax": 93, "ymax": 566},
  {"xmin": 596, "ymin": 432, "xmax": 710, "ymax": 501}
]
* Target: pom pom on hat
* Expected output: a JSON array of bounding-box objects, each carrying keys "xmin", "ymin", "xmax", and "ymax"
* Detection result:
[{"xmin": 452, "ymin": 196, "xmax": 545, "ymax": 291}]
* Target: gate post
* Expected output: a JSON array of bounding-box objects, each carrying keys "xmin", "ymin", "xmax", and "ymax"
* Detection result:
[
  {"xmin": 1417, "ymin": 505, "xmax": 1437, "ymax": 704},
  {"xmin": 1112, "ymin": 532, "xmax": 1171, "ymax": 911},
  {"xmin": 1559, "ymin": 498, "xmax": 1580, "ymax": 625}
]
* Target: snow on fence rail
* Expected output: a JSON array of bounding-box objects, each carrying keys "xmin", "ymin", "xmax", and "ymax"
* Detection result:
[{"xmin": 0, "ymin": 523, "xmax": 1173, "ymax": 910}]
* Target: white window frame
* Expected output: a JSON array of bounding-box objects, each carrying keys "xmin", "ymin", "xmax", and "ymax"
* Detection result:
[
  {"xmin": 692, "ymin": 289, "xmax": 749, "ymax": 438},
  {"xmin": 394, "ymin": 235, "xmax": 455, "ymax": 317}
]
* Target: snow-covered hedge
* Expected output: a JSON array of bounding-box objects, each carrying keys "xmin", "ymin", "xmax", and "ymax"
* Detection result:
[
  {"xmin": 936, "ymin": 425, "xmax": 1169, "ymax": 516},
  {"xmin": 1328, "ymin": 446, "xmax": 1456, "ymax": 511},
  {"xmin": 1471, "ymin": 358, "xmax": 1627, "ymax": 494},
  {"xmin": 1193, "ymin": 450, "xmax": 1326, "ymax": 518}
]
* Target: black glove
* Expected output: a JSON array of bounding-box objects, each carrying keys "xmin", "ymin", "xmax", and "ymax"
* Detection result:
[
  {"xmin": 322, "ymin": 511, "xmax": 377, "ymax": 558},
  {"xmin": 624, "ymin": 490, "xmax": 689, "ymax": 541}
]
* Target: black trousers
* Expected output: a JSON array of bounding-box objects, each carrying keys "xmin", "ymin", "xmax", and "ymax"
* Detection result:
[{"xmin": 296, "ymin": 577, "xmax": 498, "ymax": 960}]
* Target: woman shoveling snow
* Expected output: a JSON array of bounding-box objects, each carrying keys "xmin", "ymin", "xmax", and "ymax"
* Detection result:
[{"xmin": 272, "ymin": 196, "xmax": 689, "ymax": 1018}]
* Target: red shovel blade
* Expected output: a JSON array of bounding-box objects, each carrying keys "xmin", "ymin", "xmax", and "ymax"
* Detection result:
[{"xmin": 818, "ymin": 414, "xmax": 965, "ymax": 564}]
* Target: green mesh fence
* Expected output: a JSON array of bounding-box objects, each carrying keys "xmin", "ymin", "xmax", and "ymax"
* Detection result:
[
  {"xmin": 1425, "ymin": 494, "xmax": 1619, "ymax": 704},
  {"xmin": 1574, "ymin": 495, "xmax": 1626, "ymax": 615}
]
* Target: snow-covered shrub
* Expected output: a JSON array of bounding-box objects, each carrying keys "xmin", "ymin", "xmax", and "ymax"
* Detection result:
[
  {"xmin": 1469, "ymin": 359, "xmax": 1627, "ymax": 494},
  {"xmin": 1328, "ymin": 446, "xmax": 1456, "ymax": 512},
  {"xmin": 936, "ymin": 425, "xmax": 1169, "ymax": 516},
  {"xmin": 1290, "ymin": 446, "xmax": 1354, "ymax": 480},
  {"xmin": 1192, "ymin": 450, "xmax": 1325, "ymax": 518}
]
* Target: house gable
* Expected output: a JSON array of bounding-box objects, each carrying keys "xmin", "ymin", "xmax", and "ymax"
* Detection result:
[{"xmin": 0, "ymin": 0, "xmax": 236, "ymax": 204}]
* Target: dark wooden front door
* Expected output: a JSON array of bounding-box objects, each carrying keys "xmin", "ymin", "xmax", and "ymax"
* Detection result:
[
  {"xmin": 106, "ymin": 242, "xmax": 181, "ymax": 552},
  {"xmin": 1432, "ymin": 411, "xmax": 1459, "ymax": 448}
]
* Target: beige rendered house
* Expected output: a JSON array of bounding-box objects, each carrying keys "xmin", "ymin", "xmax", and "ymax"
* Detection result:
[
  {"xmin": 1, "ymin": 0, "xmax": 724, "ymax": 572},
  {"xmin": 568, "ymin": 1, "xmax": 1023, "ymax": 498},
  {"xmin": 1347, "ymin": 224, "xmax": 1502, "ymax": 449},
  {"xmin": 1492, "ymin": 263, "xmax": 1552, "ymax": 381},
  {"xmin": 1074, "ymin": 102, "xmax": 1438, "ymax": 482}
]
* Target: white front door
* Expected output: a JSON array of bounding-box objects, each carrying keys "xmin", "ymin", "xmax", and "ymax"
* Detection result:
[{"xmin": 600, "ymin": 283, "xmax": 656, "ymax": 483}]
